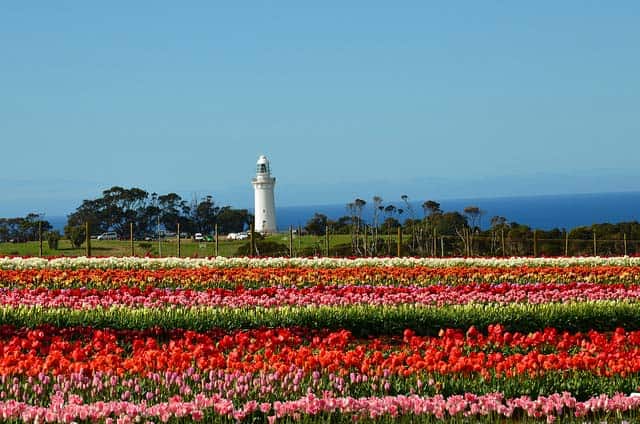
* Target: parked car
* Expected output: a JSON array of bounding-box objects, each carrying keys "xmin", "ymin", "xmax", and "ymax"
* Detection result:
[
  {"xmin": 228, "ymin": 232, "xmax": 249, "ymax": 240},
  {"xmin": 194, "ymin": 233, "xmax": 205, "ymax": 241},
  {"xmin": 97, "ymin": 232, "xmax": 117, "ymax": 240}
]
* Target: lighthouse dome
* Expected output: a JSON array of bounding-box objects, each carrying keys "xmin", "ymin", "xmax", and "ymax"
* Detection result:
[{"xmin": 256, "ymin": 155, "xmax": 270, "ymax": 174}]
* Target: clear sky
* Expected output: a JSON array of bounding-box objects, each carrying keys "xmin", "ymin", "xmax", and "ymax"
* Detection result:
[{"xmin": 1, "ymin": 1, "xmax": 639, "ymax": 216}]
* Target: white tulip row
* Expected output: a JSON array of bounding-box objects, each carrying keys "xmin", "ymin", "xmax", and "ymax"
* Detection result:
[{"xmin": 1, "ymin": 255, "xmax": 639, "ymax": 270}]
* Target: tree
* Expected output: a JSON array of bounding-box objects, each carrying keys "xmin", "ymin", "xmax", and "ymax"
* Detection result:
[
  {"xmin": 401, "ymin": 195, "xmax": 418, "ymax": 252},
  {"xmin": 463, "ymin": 206, "xmax": 483, "ymax": 230},
  {"xmin": 507, "ymin": 222, "xmax": 533, "ymax": 256},
  {"xmin": 19, "ymin": 213, "xmax": 51, "ymax": 241},
  {"xmin": 489, "ymin": 216, "xmax": 508, "ymax": 256},
  {"xmin": 305, "ymin": 213, "xmax": 328, "ymax": 236},
  {"xmin": 331, "ymin": 216, "xmax": 354, "ymax": 234},
  {"xmin": 353, "ymin": 198, "xmax": 367, "ymax": 254},
  {"xmin": 67, "ymin": 186, "xmax": 150, "ymax": 238},
  {"xmin": 384, "ymin": 205, "xmax": 396, "ymax": 220},
  {"xmin": 0, "ymin": 218, "xmax": 24, "ymax": 242},
  {"xmin": 0, "ymin": 221, "xmax": 7, "ymax": 242},
  {"xmin": 459, "ymin": 206, "xmax": 484, "ymax": 256},
  {"xmin": 158, "ymin": 193, "xmax": 190, "ymax": 233},
  {"xmin": 192, "ymin": 195, "xmax": 220, "ymax": 234},
  {"xmin": 426, "ymin": 211, "xmax": 469, "ymax": 256},
  {"xmin": 382, "ymin": 205, "xmax": 397, "ymax": 254},
  {"xmin": 422, "ymin": 200, "xmax": 442, "ymax": 218},
  {"xmin": 217, "ymin": 208, "xmax": 250, "ymax": 234},
  {"xmin": 0, "ymin": 214, "xmax": 51, "ymax": 242},
  {"xmin": 371, "ymin": 196, "xmax": 383, "ymax": 254},
  {"xmin": 67, "ymin": 199, "xmax": 105, "ymax": 234},
  {"xmin": 101, "ymin": 186, "xmax": 150, "ymax": 237},
  {"xmin": 381, "ymin": 217, "xmax": 400, "ymax": 234}
]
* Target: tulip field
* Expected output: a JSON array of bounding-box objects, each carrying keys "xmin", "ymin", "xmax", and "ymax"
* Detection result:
[{"xmin": 2, "ymin": 257, "xmax": 640, "ymax": 422}]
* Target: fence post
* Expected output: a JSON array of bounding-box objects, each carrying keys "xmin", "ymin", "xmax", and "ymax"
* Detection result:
[
  {"xmin": 38, "ymin": 221, "xmax": 43, "ymax": 257},
  {"xmin": 466, "ymin": 228, "xmax": 471, "ymax": 256},
  {"xmin": 593, "ymin": 231, "xmax": 597, "ymax": 256},
  {"xmin": 564, "ymin": 230, "xmax": 569, "ymax": 257},
  {"xmin": 624, "ymin": 233, "xmax": 628, "ymax": 256},
  {"xmin": 433, "ymin": 228, "xmax": 437, "ymax": 257},
  {"xmin": 364, "ymin": 226, "xmax": 368, "ymax": 256},
  {"xmin": 215, "ymin": 224, "xmax": 219, "ymax": 256},
  {"xmin": 289, "ymin": 226, "xmax": 293, "ymax": 257},
  {"xmin": 85, "ymin": 222, "xmax": 91, "ymax": 257},
  {"xmin": 325, "ymin": 225, "xmax": 330, "ymax": 257},
  {"xmin": 250, "ymin": 224, "xmax": 256, "ymax": 256},
  {"xmin": 397, "ymin": 227, "xmax": 402, "ymax": 257},
  {"xmin": 157, "ymin": 216, "xmax": 161, "ymax": 258},
  {"xmin": 177, "ymin": 223, "xmax": 181, "ymax": 258},
  {"xmin": 533, "ymin": 230, "xmax": 537, "ymax": 257},
  {"xmin": 440, "ymin": 236, "xmax": 444, "ymax": 257},
  {"xmin": 130, "ymin": 222, "xmax": 134, "ymax": 256},
  {"xmin": 298, "ymin": 226, "xmax": 302, "ymax": 254}
]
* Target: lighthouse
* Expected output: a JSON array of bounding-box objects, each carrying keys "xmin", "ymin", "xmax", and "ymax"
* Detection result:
[{"xmin": 252, "ymin": 155, "xmax": 277, "ymax": 233}]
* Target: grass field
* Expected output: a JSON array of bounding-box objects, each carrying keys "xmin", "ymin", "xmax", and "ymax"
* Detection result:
[{"xmin": 0, "ymin": 233, "xmax": 358, "ymax": 257}]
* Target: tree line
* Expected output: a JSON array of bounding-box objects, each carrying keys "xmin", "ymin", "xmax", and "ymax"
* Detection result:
[
  {"xmin": 302, "ymin": 195, "xmax": 640, "ymax": 257},
  {"xmin": 61, "ymin": 186, "xmax": 251, "ymax": 247},
  {"xmin": 0, "ymin": 213, "xmax": 52, "ymax": 243},
  {"xmin": 2, "ymin": 190, "xmax": 640, "ymax": 257}
]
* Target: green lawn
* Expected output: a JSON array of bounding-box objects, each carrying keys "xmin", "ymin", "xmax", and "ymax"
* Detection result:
[{"xmin": 0, "ymin": 233, "xmax": 359, "ymax": 258}]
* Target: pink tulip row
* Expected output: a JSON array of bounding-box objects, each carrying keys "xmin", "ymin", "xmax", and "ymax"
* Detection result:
[
  {"xmin": 0, "ymin": 368, "xmax": 400, "ymax": 406},
  {"xmin": 2, "ymin": 391, "xmax": 640, "ymax": 423},
  {"xmin": 2, "ymin": 283, "xmax": 640, "ymax": 309}
]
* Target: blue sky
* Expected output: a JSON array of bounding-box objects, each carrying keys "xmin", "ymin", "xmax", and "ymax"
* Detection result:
[{"xmin": 1, "ymin": 2, "xmax": 639, "ymax": 216}]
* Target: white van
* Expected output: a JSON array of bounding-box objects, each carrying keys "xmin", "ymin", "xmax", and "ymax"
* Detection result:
[{"xmin": 97, "ymin": 232, "xmax": 118, "ymax": 240}]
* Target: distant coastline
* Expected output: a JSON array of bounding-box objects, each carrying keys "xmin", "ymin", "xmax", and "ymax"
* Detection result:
[{"xmin": 45, "ymin": 191, "xmax": 640, "ymax": 232}]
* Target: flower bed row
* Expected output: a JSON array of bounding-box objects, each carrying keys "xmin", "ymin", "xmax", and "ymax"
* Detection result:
[
  {"xmin": 2, "ymin": 256, "xmax": 640, "ymax": 271},
  {"xmin": 1, "ymin": 326, "xmax": 640, "ymax": 421},
  {"xmin": 3, "ymin": 392, "xmax": 640, "ymax": 423},
  {"xmin": 2, "ymin": 282, "xmax": 640, "ymax": 309},
  {"xmin": 1, "ymin": 325, "xmax": 639, "ymax": 379},
  {"xmin": 2, "ymin": 266, "xmax": 640, "ymax": 289},
  {"xmin": 1, "ymin": 301, "xmax": 639, "ymax": 334}
]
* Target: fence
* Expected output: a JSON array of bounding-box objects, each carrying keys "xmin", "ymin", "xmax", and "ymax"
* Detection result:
[
  {"xmin": 13, "ymin": 222, "xmax": 640, "ymax": 258},
  {"xmin": 276, "ymin": 227, "xmax": 640, "ymax": 258}
]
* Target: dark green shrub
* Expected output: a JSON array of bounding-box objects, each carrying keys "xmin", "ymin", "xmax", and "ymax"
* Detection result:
[
  {"xmin": 46, "ymin": 231, "xmax": 61, "ymax": 250},
  {"xmin": 64, "ymin": 225, "xmax": 85, "ymax": 249}
]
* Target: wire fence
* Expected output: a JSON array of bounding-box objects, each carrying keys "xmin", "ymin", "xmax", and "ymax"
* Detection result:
[
  {"xmin": 12, "ymin": 223, "xmax": 640, "ymax": 258},
  {"xmin": 290, "ymin": 231, "xmax": 640, "ymax": 258},
  {"xmin": 257, "ymin": 230, "xmax": 640, "ymax": 258}
]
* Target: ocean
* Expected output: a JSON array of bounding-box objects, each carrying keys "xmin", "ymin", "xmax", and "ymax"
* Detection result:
[
  {"xmin": 276, "ymin": 191, "xmax": 640, "ymax": 231},
  {"xmin": 47, "ymin": 191, "xmax": 640, "ymax": 232}
]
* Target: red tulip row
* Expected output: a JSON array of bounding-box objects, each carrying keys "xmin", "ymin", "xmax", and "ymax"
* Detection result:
[{"xmin": 0, "ymin": 325, "xmax": 638, "ymax": 379}]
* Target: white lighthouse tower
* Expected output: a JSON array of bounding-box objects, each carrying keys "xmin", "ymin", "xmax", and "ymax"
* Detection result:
[{"xmin": 252, "ymin": 155, "xmax": 277, "ymax": 234}]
